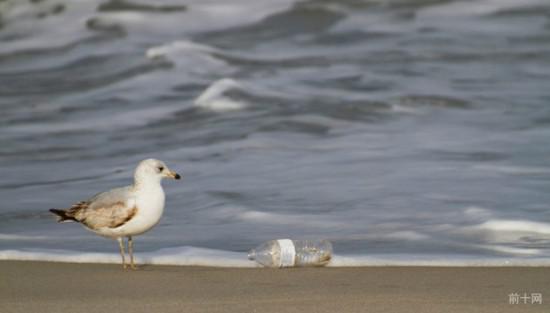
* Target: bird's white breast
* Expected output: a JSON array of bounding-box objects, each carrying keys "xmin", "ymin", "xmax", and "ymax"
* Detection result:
[{"xmin": 108, "ymin": 184, "xmax": 165, "ymax": 237}]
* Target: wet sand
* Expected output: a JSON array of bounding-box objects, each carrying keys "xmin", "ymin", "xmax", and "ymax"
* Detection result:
[{"xmin": 1, "ymin": 261, "xmax": 549, "ymax": 313}]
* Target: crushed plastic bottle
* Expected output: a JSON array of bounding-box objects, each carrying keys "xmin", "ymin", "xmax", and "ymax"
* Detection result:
[{"xmin": 248, "ymin": 239, "xmax": 333, "ymax": 268}]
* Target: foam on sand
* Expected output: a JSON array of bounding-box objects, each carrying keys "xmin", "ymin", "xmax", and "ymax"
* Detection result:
[
  {"xmin": 2, "ymin": 247, "xmax": 550, "ymax": 267},
  {"xmin": 329, "ymin": 254, "xmax": 550, "ymax": 267},
  {"xmin": 0, "ymin": 247, "xmax": 257, "ymax": 267}
]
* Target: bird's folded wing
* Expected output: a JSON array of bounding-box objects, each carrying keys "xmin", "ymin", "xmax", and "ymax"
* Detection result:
[{"xmin": 71, "ymin": 187, "xmax": 137, "ymax": 229}]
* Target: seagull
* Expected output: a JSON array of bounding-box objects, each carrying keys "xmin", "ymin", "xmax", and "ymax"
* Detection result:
[{"xmin": 49, "ymin": 158, "xmax": 181, "ymax": 269}]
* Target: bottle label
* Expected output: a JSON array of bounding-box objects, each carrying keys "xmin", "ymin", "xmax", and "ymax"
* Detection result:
[{"xmin": 277, "ymin": 239, "xmax": 296, "ymax": 267}]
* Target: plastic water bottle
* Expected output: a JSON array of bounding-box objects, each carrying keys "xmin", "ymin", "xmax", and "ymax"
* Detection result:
[{"xmin": 248, "ymin": 239, "xmax": 333, "ymax": 268}]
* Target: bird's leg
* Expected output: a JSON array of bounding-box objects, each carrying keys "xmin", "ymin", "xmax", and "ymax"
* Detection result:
[
  {"xmin": 117, "ymin": 237, "xmax": 127, "ymax": 269},
  {"xmin": 128, "ymin": 236, "xmax": 137, "ymax": 270}
]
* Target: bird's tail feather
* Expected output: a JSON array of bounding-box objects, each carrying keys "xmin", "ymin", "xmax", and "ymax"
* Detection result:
[{"xmin": 49, "ymin": 209, "xmax": 77, "ymax": 223}]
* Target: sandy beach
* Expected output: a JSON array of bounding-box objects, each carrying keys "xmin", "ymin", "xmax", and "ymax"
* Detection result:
[{"xmin": 1, "ymin": 261, "xmax": 548, "ymax": 313}]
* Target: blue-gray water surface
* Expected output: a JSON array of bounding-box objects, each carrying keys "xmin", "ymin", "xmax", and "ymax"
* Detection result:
[{"xmin": 1, "ymin": 0, "xmax": 550, "ymax": 262}]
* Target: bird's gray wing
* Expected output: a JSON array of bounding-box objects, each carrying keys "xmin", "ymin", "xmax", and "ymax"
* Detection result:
[{"xmin": 68, "ymin": 186, "xmax": 137, "ymax": 230}]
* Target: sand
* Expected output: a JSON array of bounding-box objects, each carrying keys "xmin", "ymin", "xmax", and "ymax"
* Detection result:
[{"xmin": 1, "ymin": 261, "xmax": 549, "ymax": 313}]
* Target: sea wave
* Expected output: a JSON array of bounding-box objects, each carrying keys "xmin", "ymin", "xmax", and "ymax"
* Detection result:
[
  {"xmin": 146, "ymin": 40, "xmax": 233, "ymax": 76},
  {"xmin": 194, "ymin": 78, "xmax": 247, "ymax": 111}
]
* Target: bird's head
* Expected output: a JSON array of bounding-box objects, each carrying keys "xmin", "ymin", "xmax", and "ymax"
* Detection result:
[{"xmin": 134, "ymin": 158, "xmax": 181, "ymax": 184}]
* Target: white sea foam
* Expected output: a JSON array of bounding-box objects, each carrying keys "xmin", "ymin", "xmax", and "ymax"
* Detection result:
[
  {"xmin": 419, "ymin": 0, "xmax": 550, "ymax": 17},
  {"xmin": 146, "ymin": 41, "xmax": 232, "ymax": 75},
  {"xmin": 194, "ymin": 78, "xmax": 246, "ymax": 111},
  {"xmin": 455, "ymin": 219, "xmax": 550, "ymax": 249},
  {"xmin": 329, "ymin": 254, "xmax": 550, "ymax": 267},
  {"xmin": 474, "ymin": 244, "xmax": 541, "ymax": 256},
  {"xmin": 477, "ymin": 220, "xmax": 550, "ymax": 235},
  {"xmin": 146, "ymin": 41, "xmax": 215, "ymax": 59},
  {"xmin": 2, "ymin": 248, "xmax": 550, "ymax": 267},
  {"xmin": 0, "ymin": 247, "xmax": 257, "ymax": 267}
]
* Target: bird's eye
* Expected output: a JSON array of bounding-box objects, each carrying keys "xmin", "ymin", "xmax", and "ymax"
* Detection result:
[{"xmin": 157, "ymin": 166, "xmax": 164, "ymax": 172}]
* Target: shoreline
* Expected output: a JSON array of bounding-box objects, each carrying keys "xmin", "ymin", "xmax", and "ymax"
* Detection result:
[
  {"xmin": 2, "ymin": 260, "xmax": 549, "ymax": 313},
  {"xmin": 3, "ymin": 248, "xmax": 550, "ymax": 267}
]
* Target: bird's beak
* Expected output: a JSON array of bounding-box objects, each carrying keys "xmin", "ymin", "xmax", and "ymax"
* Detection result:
[{"xmin": 166, "ymin": 170, "xmax": 181, "ymax": 180}]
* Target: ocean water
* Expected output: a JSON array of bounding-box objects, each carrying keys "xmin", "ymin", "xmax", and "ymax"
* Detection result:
[{"xmin": 1, "ymin": 0, "xmax": 550, "ymax": 266}]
